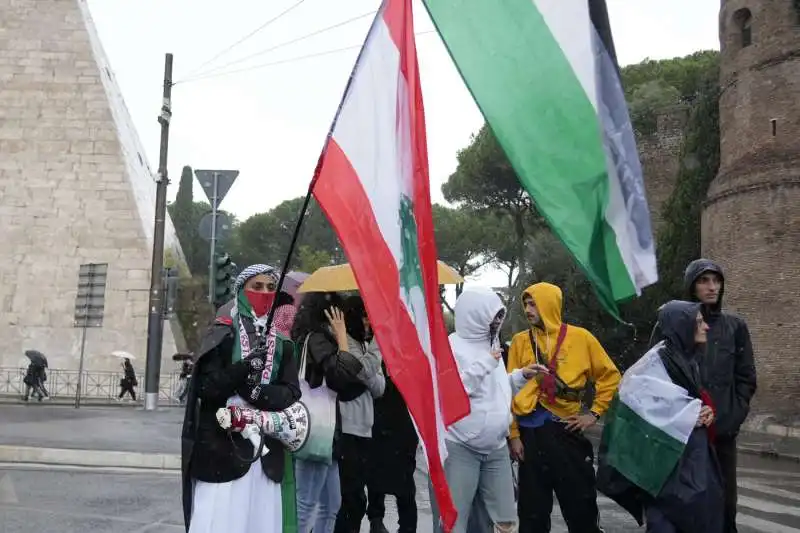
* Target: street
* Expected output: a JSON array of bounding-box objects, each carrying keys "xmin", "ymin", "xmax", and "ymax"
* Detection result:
[{"xmin": 1, "ymin": 453, "xmax": 799, "ymax": 533}]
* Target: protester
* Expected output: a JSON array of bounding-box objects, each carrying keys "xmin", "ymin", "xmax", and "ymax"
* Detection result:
[
  {"xmin": 598, "ymin": 300, "xmax": 723, "ymax": 533},
  {"xmin": 291, "ymin": 292, "xmax": 366, "ymax": 533},
  {"xmin": 507, "ymin": 282, "xmax": 620, "ymax": 533},
  {"xmin": 431, "ymin": 289, "xmax": 536, "ymax": 533},
  {"xmin": 180, "ymin": 264, "xmax": 301, "ymax": 533},
  {"xmin": 683, "ymin": 259, "xmax": 756, "ymax": 533},
  {"xmin": 334, "ymin": 296, "xmax": 386, "ymax": 533},
  {"xmin": 366, "ymin": 360, "xmax": 419, "ymax": 533},
  {"xmin": 273, "ymin": 291, "xmax": 298, "ymax": 338},
  {"xmin": 118, "ymin": 358, "xmax": 137, "ymax": 402},
  {"xmin": 22, "ymin": 361, "xmax": 48, "ymax": 402}
]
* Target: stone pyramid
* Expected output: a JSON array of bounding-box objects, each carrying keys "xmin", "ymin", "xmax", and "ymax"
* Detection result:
[{"xmin": 0, "ymin": 0, "xmax": 185, "ymax": 373}]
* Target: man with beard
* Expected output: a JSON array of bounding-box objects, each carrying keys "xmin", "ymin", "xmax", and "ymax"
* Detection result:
[
  {"xmin": 507, "ymin": 282, "xmax": 620, "ymax": 533},
  {"xmin": 683, "ymin": 259, "xmax": 757, "ymax": 533}
]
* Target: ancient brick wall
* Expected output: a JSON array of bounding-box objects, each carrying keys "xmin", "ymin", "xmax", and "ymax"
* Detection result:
[
  {"xmin": 0, "ymin": 0, "xmax": 182, "ymax": 373},
  {"xmin": 636, "ymin": 106, "xmax": 688, "ymax": 234},
  {"xmin": 703, "ymin": 0, "xmax": 800, "ymax": 414}
]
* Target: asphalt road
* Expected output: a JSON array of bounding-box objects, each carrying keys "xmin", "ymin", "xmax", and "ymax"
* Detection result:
[{"xmin": 2, "ymin": 453, "xmax": 799, "ymax": 533}]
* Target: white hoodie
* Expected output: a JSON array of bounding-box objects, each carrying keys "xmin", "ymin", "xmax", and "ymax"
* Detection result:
[{"xmin": 446, "ymin": 289, "xmax": 527, "ymax": 453}]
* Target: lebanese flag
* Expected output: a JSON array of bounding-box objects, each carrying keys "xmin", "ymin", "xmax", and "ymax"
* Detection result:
[{"xmin": 310, "ymin": 0, "xmax": 469, "ymax": 529}]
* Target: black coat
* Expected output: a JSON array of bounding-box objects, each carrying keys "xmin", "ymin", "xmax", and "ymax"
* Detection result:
[
  {"xmin": 298, "ymin": 329, "xmax": 366, "ymax": 458},
  {"xmin": 181, "ymin": 315, "xmax": 301, "ymax": 531},
  {"xmin": 369, "ymin": 365, "xmax": 418, "ymax": 496},
  {"xmin": 301, "ymin": 330, "xmax": 365, "ymax": 401},
  {"xmin": 684, "ymin": 259, "xmax": 757, "ymax": 438},
  {"xmin": 599, "ymin": 301, "xmax": 723, "ymax": 532}
]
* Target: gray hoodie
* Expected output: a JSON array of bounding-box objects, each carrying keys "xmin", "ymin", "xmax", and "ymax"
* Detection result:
[{"xmin": 339, "ymin": 335, "xmax": 386, "ymax": 438}]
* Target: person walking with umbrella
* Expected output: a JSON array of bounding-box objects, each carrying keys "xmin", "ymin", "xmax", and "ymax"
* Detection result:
[
  {"xmin": 22, "ymin": 350, "xmax": 49, "ymax": 402},
  {"xmin": 116, "ymin": 354, "xmax": 138, "ymax": 402}
]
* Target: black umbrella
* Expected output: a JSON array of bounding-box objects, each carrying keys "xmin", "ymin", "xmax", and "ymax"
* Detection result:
[{"xmin": 24, "ymin": 350, "xmax": 48, "ymax": 367}]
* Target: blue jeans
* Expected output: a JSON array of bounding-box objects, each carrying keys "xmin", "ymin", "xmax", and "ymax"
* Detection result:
[
  {"xmin": 295, "ymin": 459, "xmax": 341, "ymax": 533},
  {"xmin": 430, "ymin": 440, "xmax": 517, "ymax": 533}
]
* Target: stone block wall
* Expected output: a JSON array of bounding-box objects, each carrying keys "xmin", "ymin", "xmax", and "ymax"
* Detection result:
[
  {"xmin": 636, "ymin": 106, "xmax": 689, "ymax": 234},
  {"xmin": 0, "ymin": 0, "xmax": 183, "ymax": 374}
]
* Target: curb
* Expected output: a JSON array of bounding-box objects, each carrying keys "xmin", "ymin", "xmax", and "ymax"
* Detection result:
[
  {"xmin": 593, "ymin": 423, "xmax": 800, "ymax": 464},
  {"xmin": 738, "ymin": 444, "xmax": 800, "ymax": 464},
  {"xmin": 0, "ymin": 445, "xmax": 180, "ymax": 470},
  {"xmin": 0, "ymin": 397, "xmax": 183, "ymax": 409}
]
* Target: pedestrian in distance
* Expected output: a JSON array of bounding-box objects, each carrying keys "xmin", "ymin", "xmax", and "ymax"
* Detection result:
[
  {"xmin": 22, "ymin": 361, "xmax": 48, "ymax": 402},
  {"xmin": 117, "ymin": 358, "xmax": 137, "ymax": 402}
]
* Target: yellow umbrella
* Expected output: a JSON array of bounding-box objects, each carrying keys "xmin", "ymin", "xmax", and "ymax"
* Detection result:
[{"xmin": 298, "ymin": 260, "xmax": 464, "ymax": 293}]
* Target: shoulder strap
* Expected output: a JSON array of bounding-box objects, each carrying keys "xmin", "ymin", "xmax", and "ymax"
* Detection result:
[
  {"xmin": 298, "ymin": 334, "xmax": 311, "ymax": 378},
  {"xmin": 553, "ymin": 324, "xmax": 568, "ymax": 358},
  {"xmin": 527, "ymin": 324, "xmax": 568, "ymax": 364}
]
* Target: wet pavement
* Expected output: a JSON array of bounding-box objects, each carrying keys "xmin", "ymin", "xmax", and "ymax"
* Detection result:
[
  {"xmin": 2, "ymin": 452, "xmax": 799, "ymax": 532},
  {"xmin": 1, "ymin": 405, "xmax": 799, "ymax": 532},
  {"xmin": 0, "ymin": 403, "xmax": 181, "ymax": 454}
]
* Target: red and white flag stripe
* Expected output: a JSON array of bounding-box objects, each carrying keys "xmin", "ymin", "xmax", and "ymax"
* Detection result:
[{"xmin": 310, "ymin": 0, "xmax": 469, "ymax": 529}]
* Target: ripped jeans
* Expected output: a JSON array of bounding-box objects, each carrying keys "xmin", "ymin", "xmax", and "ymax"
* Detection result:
[{"xmin": 431, "ymin": 440, "xmax": 517, "ymax": 533}]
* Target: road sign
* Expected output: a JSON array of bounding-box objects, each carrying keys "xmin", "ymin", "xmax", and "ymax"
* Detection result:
[
  {"xmin": 194, "ymin": 169, "xmax": 239, "ymax": 209},
  {"xmin": 198, "ymin": 212, "xmax": 234, "ymax": 242},
  {"xmin": 74, "ymin": 263, "xmax": 108, "ymax": 328},
  {"xmin": 74, "ymin": 262, "xmax": 109, "ymax": 408}
]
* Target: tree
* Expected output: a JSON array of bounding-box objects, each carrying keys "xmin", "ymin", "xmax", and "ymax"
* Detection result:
[
  {"xmin": 295, "ymin": 245, "xmax": 333, "ymax": 273},
  {"xmin": 620, "ymin": 51, "xmax": 720, "ymax": 102},
  {"xmin": 653, "ymin": 72, "xmax": 721, "ymax": 298},
  {"xmin": 174, "ymin": 165, "xmax": 193, "ymax": 211},
  {"xmin": 628, "ymin": 80, "xmax": 682, "ymax": 134},
  {"xmin": 443, "ymin": 124, "xmax": 542, "ymax": 309},
  {"xmin": 431, "ymin": 204, "xmax": 491, "ymax": 296},
  {"xmin": 228, "ymin": 197, "xmax": 343, "ymax": 273}
]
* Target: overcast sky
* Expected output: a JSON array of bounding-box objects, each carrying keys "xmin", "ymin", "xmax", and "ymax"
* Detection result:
[{"xmin": 85, "ymin": 0, "xmax": 720, "ymax": 285}]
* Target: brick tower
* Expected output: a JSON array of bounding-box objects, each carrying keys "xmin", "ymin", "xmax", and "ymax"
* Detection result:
[
  {"xmin": 702, "ymin": 0, "xmax": 800, "ymax": 414},
  {"xmin": 0, "ymin": 0, "xmax": 184, "ymax": 373}
]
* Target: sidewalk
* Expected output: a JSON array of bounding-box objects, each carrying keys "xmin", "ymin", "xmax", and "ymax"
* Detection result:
[
  {"xmin": 0, "ymin": 404, "xmax": 181, "ymax": 470},
  {"xmin": 588, "ymin": 421, "xmax": 800, "ymax": 464}
]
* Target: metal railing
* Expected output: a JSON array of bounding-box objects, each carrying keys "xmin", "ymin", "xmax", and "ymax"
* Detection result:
[{"xmin": 0, "ymin": 367, "xmax": 187, "ymax": 406}]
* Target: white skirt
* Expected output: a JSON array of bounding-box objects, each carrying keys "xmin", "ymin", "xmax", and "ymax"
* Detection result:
[{"xmin": 189, "ymin": 461, "xmax": 283, "ymax": 533}]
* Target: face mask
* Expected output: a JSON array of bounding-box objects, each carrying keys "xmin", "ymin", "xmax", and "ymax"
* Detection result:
[{"xmin": 245, "ymin": 290, "xmax": 276, "ymax": 318}]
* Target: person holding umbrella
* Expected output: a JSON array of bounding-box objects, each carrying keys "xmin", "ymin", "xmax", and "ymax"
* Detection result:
[
  {"xmin": 113, "ymin": 352, "xmax": 138, "ymax": 402},
  {"xmin": 22, "ymin": 350, "xmax": 49, "ymax": 402}
]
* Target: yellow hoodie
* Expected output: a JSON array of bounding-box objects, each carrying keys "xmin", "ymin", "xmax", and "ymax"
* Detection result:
[{"xmin": 507, "ymin": 282, "xmax": 620, "ymax": 439}]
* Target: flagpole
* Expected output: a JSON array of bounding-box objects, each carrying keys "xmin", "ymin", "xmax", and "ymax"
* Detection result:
[{"xmin": 263, "ymin": 4, "xmax": 385, "ymax": 335}]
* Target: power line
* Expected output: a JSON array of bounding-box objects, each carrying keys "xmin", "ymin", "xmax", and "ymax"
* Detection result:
[
  {"xmin": 179, "ymin": 0, "xmax": 307, "ymax": 81},
  {"xmin": 175, "ymin": 30, "xmax": 437, "ymax": 85},
  {"xmin": 185, "ymin": 10, "xmax": 377, "ymax": 81}
]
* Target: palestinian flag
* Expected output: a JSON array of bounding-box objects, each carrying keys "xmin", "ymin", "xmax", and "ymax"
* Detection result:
[
  {"xmin": 601, "ymin": 346, "xmax": 702, "ymax": 496},
  {"xmin": 310, "ymin": 0, "xmax": 470, "ymax": 529},
  {"xmin": 423, "ymin": 0, "xmax": 658, "ymax": 316}
]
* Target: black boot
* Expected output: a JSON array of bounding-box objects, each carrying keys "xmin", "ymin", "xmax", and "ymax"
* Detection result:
[{"xmin": 369, "ymin": 520, "xmax": 389, "ymax": 533}]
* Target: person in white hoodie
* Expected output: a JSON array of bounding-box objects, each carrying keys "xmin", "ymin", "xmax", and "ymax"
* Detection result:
[{"xmin": 431, "ymin": 289, "xmax": 540, "ymax": 533}]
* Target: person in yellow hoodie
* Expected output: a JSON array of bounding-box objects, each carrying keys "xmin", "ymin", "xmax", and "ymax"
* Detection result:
[{"xmin": 507, "ymin": 282, "xmax": 621, "ymax": 533}]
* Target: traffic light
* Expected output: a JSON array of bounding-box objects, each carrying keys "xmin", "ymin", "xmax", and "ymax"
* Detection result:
[
  {"xmin": 162, "ymin": 267, "xmax": 179, "ymax": 318},
  {"xmin": 213, "ymin": 253, "xmax": 234, "ymax": 306}
]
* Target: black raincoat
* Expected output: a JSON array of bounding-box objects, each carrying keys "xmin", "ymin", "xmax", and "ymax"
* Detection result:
[
  {"xmin": 598, "ymin": 301, "xmax": 724, "ymax": 533},
  {"xmin": 683, "ymin": 259, "xmax": 757, "ymax": 438}
]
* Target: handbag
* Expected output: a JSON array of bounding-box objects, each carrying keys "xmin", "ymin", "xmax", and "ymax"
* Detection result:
[{"xmin": 292, "ymin": 334, "xmax": 337, "ymax": 464}]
